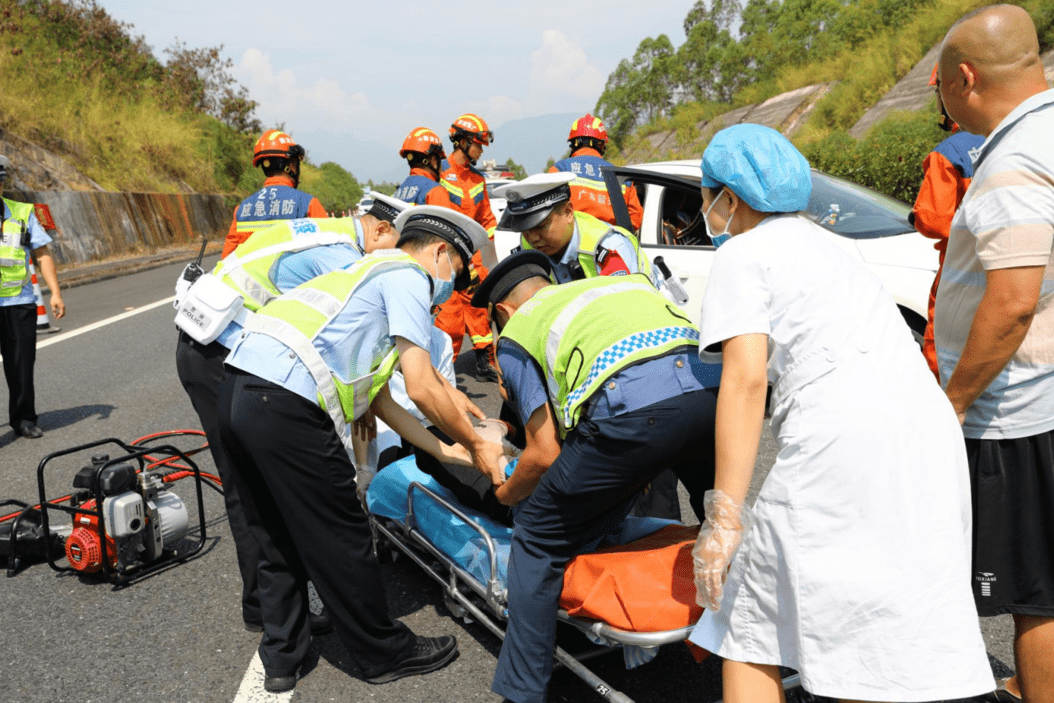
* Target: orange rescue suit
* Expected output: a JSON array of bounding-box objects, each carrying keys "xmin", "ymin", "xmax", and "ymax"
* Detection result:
[
  {"xmin": 911, "ymin": 131, "xmax": 984, "ymax": 379},
  {"xmin": 222, "ymin": 174, "xmax": 328, "ymax": 257},
  {"xmin": 435, "ymin": 158, "xmax": 495, "ymax": 358},
  {"xmin": 549, "ymin": 148, "xmax": 644, "ymax": 231}
]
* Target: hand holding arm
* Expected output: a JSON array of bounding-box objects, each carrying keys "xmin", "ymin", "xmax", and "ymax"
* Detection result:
[
  {"xmin": 494, "ymin": 403, "xmax": 561, "ymax": 505},
  {"xmin": 396, "ymin": 338, "xmax": 499, "ymax": 480}
]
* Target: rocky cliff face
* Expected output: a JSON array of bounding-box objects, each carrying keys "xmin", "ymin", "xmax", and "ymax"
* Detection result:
[{"xmin": 618, "ymin": 46, "xmax": 1054, "ymax": 166}]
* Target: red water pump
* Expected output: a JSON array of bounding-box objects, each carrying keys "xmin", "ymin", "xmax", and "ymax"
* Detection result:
[
  {"xmin": 62, "ymin": 455, "xmax": 191, "ymax": 574},
  {"xmin": 33, "ymin": 438, "xmax": 207, "ymax": 585}
]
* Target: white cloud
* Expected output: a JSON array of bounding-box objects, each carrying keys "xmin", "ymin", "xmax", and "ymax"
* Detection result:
[
  {"xmin": 526, "ymin": 30, "xmax": 606, "ymax": 110},
  {"xmin": 236, "ymin": 47, "xmax": 376, "ymax": 130}
]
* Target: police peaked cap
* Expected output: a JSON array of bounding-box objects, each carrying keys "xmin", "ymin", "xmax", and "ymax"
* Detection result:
[
  {"xmin": 471, "ymin": 249, "xmax": 552, "ymax": 309},
  {"xmin": 365, "ymin": 192, "xmax": 409, "ymax": 224},
  {"xmin": 392, "ymin": 205, "xmax": 489, "ymax": 267},
  {"xmin": 494, "ymin": 172, "xmax": 575, "ymax": 232}
]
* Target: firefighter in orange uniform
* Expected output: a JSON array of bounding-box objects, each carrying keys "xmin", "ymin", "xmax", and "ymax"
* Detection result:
[
  {"xmin": 394, "ymin": 128, "xmax": 454, "ymax": 207},
  {"xmin": 223, "ymin": 130, "xmax": 329, "ymax": 257},
  {"xmin": 437, "ymin": 114, "xmax": 499, "ymax": 382},
  {"xmin": 548, "ymin": 114, "xmax": 643, "ymax": 231},
  {"xmin": 910, "ymin": 66, "xmax": 984, "ymax": 379}
]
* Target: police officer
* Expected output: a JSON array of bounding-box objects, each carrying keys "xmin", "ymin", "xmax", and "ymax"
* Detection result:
[
  {"xmin": 174, "ymin": 194, "xmax": 407, "ymax": 638},
  {"xmin": 495, "ymin": 174, "xmax": 692, "ymax": 520},
  {"xmin": 215, "ymin": 206, "xmax": 506, "ymax": 692},
  {"xmin": 471, "ymin": 251, "xmax": 718, "ymax": 703},
  {"xmin": 0, "ymin": 155, "xmax": 65, "ymax": 438},
  {"xmin": 222, "ymin": 130, "xmax": 328, "ymax": 257},
  {"xmin": 549, "ymin": 114, "xmax": 644, "ymax": 230},
  {"xmin": 394, "ymin": 127, "xmax": 453, "ymax": 206},
  {"xmin": 496, "ymin": 172, "xmax": 650, "ymax": 283}
]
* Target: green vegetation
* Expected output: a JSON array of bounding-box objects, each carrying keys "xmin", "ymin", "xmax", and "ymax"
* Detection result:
[
  {"xmin": 599, "ymin": 0, "xmax": 1054, "ymax": 201},
  {"xmin": 0, "ymin": 0, "xmax": 361, "ymax": 199},
  {"xmin": 802, "ymin": 109, "xmax": 945, "ymax": 203},
  {"xmin": 300, "ymin": 162, "xmax": 364, "ymax": 214}
]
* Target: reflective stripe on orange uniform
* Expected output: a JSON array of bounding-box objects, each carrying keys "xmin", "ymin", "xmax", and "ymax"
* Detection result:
[
  {"xmin": 223, "ymin": 174, "xmax": 329, "ymax": 258},
  {"xmin": 436, "ymin": 158, "xmax": 495, "ymax": 358},
  {"xmin": 549, "ymin": 148, "xmax": 644, "ymax": 231}
]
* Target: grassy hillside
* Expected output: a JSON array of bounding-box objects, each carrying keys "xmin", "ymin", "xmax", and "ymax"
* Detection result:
[
  {"xmin": 0, "ymin": 0, "xmax": 361, "ymax": 208},
  {"xmin": 603, "ymin": 0, "xmax": 1054, "ymax": 201}
]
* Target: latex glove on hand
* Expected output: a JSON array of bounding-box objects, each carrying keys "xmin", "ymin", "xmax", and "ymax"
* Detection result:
[
  {"xmin": 355, "ymin": 463, "xmax": 376, "ymax": 502},
  {"xmin": 693, "ymin": 489, "xmax": 750, "ymax": 611},
  {"xmin": 473, "ymin": 418, "xmax": 521, "ymax": 458}
]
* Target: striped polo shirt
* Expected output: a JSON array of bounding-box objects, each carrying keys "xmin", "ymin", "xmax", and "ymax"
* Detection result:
[{"xmin": 934, "ymin": 89, "xmax": 1054, "ymax": 439}]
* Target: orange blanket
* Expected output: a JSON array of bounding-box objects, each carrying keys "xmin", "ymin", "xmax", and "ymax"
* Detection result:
[{"xmin": 560, "ymin": 524, "xmax": 704, "ymax": 634}]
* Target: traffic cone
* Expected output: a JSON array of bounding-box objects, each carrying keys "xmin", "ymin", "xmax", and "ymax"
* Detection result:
[{"xmin": 29, "ymin": 261, "xmax": 59, "ymax": 334}]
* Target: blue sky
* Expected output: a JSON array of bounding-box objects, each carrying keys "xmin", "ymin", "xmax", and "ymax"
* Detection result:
[{"xmin": 97, "ymin": 0, "xmax": 694, "ymax": 181}]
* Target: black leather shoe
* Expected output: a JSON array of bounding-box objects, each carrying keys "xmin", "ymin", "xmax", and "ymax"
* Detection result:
[
  {"xmin": 263, "ymin": 674, "xmax": 297, "ymax": 693},
  {"xmin": 365, "ymin": 634, "xmax": 458, "ymax": 684},
  {"xmin": 244, "ymin": 610, "xmax": 334, "ymax": 636},
  {"xmin": 16, "ymin": 424, "xmax": 43, "ymax": 439},
  {"xmin": 474, "ymin": 349, "xmax": 498, "ymax": 383}
]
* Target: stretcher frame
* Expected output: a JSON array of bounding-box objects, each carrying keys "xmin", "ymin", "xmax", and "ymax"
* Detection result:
[
  {"xmin": 368, "ymin": 482, "xmax": 689, "ymax": 701},
  {"xmin": 368, "ymin": 480, "xmax": 806, "ymax": 703}
]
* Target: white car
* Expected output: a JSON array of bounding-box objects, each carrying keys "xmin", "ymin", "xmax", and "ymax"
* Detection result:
[
  {"xmin": 485, "ymin": 177, "xmax": 517, "ymax": 226},
  {"xmin": 494, "ymin": 159, "xmax": 936, "ymax": 340}
]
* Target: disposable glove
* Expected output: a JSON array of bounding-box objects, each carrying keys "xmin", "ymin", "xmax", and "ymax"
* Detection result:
[
  {"xmin": 473, "ymin": 418, "xmax": 521, "ymax": 457},
  {"xmin": 693, "ymin": 489, "xmax": 750, "ymax": 611}
]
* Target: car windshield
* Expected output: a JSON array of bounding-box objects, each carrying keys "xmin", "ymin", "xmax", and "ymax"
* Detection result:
[
  {"xmin": 632, "ymin": 167, "xmax": 912, "ymax": 242},
  {"xmin": 804, "ymin": 172, "xmax": 912, "ymax": 239}
]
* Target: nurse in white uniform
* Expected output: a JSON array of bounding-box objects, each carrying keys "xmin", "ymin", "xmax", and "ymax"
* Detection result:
[{"xmin": 688, "ymin": 124, "xmax": 995, "ymax": 703}]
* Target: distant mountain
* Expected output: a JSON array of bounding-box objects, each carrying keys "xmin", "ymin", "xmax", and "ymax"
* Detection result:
[{"xmin": 488, "ymin": 112, "xmax": 580, "ymax": 175}]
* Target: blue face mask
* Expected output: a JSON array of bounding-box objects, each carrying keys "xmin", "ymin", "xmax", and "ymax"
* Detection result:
[
  {"xmin": 704, "ymin": 188, "xmax": 735, "ymax": 248},
  {"xmin": 431, "ymin": 248, "xmax": 456, "ymax": 306}
]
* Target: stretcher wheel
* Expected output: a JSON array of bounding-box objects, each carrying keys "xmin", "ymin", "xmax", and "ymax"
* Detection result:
[{"xmin": 443, "ymin": 592, "xmax": 473, "ymax": 624}]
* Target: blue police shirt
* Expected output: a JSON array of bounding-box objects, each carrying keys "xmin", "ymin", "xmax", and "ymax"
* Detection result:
[
  {"xmin": 0, "ymin": 202, "xmax": 51, "ymax": 307},
  {"xmin": 215, "ymin": 220, "xmax": 367, "ymax": 349},
  {"xmin": 548, "ymin": 221, "xmax": 640, "ymax": 284},
  {"xmin": 497, "ymin": 343, "xmax": 720, "ymax": 427},
  {"xmin": 225, "ymin": 261, "xmax": 434, "ymax": 405}
]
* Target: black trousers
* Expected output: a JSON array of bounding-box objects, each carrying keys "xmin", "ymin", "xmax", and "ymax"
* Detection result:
[
  {"xmin": 216, "ymin": 369, "xmax": 413, "ymax": 678},
  {"xmin": 0, "ymin": 303, "xmax": 37, "ymax": 430},
  {"xmin": 492, "ymin": 388, "xmax": 717, "ymax": 703},
  {"xmin": 174, "ymin": 332, "xmax": 261, "ymax": 624}
]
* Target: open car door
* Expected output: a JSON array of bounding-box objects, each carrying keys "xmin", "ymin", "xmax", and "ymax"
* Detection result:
[{"xmin": 604, "ymin": 167, "xmax": 716, "ymax": 327}]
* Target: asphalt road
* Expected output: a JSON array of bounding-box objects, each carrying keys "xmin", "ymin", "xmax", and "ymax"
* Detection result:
[{"xmin": 0, "ymin": 259, "xmax": 1014, "ymax": 703}]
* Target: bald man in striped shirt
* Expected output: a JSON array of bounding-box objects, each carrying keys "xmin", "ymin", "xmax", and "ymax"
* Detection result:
[{"xmin": 934, "ymin": 5, "xmax": 1054, "ymax": 701}]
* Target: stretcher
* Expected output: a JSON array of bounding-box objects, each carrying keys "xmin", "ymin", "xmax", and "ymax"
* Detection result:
[{"xmin": 365, "ymin": 456, "xmax": 712, "ymax": 702}]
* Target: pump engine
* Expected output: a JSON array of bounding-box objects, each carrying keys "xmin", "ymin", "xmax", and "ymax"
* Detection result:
[{"xmin": 64, "ymin": 454, "xmax": 190, "ymax": 574}]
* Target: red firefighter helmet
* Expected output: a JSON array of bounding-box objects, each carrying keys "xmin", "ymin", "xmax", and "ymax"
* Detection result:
[
  {"xmin": 449, "ymin": 114, "xmax": 494, "ymax": 146},
  {"xmin": 568, "ymin": 114, "xmax": 608, "ymax": 143},
  {"xmin": 400, "ymin": 127, "xmax": 446, "ymax": 160},
  {"xmin": 253, "ymin": 130, "xmax": 305, "ymax": 168}
]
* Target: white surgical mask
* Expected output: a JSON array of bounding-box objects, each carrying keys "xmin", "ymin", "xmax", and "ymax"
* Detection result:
[
  {"xmin": 431, "ymin": 247, "xmax": 456, "ymax": 306},
  {"xmin": 704, "ymin": 188, "xmax": 735, "ymax": 248}
]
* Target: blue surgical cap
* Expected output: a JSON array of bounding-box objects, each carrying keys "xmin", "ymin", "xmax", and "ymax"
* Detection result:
[{"xmin": 700, "ymin": 124, "xmax": 812, "ymax": 213}]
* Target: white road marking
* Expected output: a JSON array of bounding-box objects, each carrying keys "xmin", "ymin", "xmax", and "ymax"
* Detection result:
[
  {"xmin": 36, "ymin": 297, "xmax": 175, "ymax": 350},
  {"xmin": 231, "ymin": 651, "xmax": 296, "ymax": 703},
  {"xmin": 232, "ymin": 587, "xmax": 323, "ymax": 703}
]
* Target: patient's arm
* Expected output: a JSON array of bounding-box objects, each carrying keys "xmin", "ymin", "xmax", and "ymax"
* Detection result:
[
  {"xmin": 371, "ymin": 384, "xmax": 474, "ymax": 467},
  {"xmin": 495, "ymin": 403, "xmax": 561, "ymax": 505}
]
